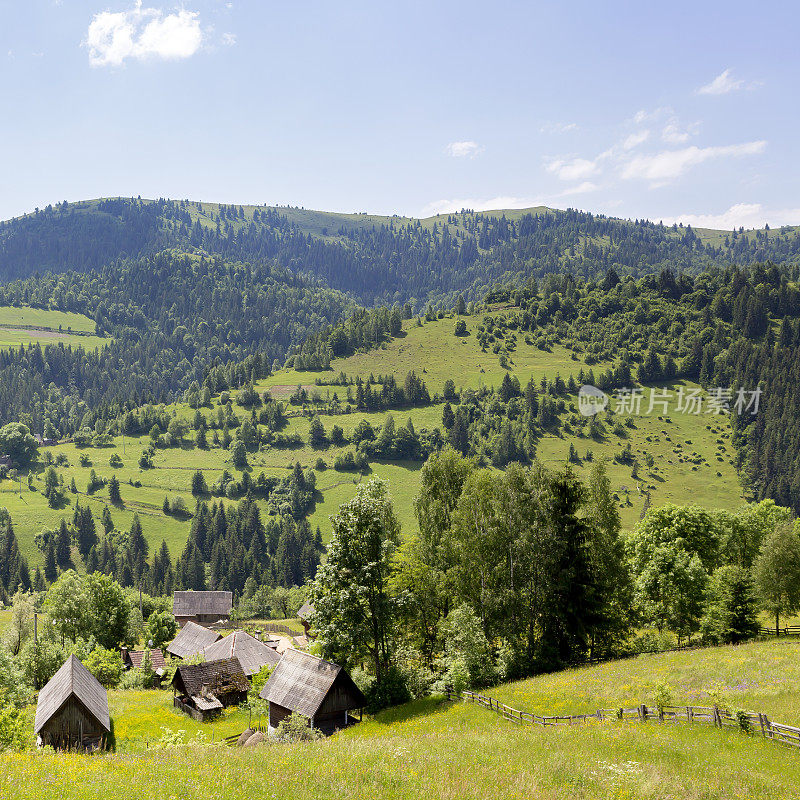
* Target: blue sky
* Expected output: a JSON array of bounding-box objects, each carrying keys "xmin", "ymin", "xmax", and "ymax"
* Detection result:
[{"xmin": 1, "ymin": 0, "xmax": 798, "ymax": 228}]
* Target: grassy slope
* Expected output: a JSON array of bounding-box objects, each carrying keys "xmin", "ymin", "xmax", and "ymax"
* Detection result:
[
  {"xmin": 2, "ymin": 310, "xmax": 747, "ymax": 564},
  {"xmin": 0, "ymin": 306, "xmax": 106, "ymax": 351},
  {"xmin": 6, "ymin": 640, "xmax": 800, "ymax": 799}
]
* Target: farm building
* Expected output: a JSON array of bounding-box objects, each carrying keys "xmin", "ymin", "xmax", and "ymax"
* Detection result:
[
  {"xmin": 297, "ymin": 600, "xmax": 315, "ymax": 636},
  {"xmin": 259, "ymin": 649, "xmax": 365, "ymax": 736},
  {"xmin": 34, "ymin": 655, "xmax": 111, "ymax": 751},
  {"xmin": 202, "ymin": 630, "xmax": 280, "ymax": 677},
  {"xmin": 166, "ymin": 620, "xmax": 222, "ymax": 659},
  {"xmin": 172, "ymin": 657, "xmax": 250, "ymax": 722},
  {"xmin": 173, "ymin": 590, "xmax": 233, "ymax": 627},
  {"xmin": 121, "ymin": 647, "xmax": 167, "ymax": 684}
]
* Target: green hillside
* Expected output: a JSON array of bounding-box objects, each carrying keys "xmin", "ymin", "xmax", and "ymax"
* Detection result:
[
  {"xmin": 4, "ymin": 307, "xmax": 747, "ymax": 567},
  {"xmin": 0, "ymin": 306, "xmax": 107, "ymax": 351}
]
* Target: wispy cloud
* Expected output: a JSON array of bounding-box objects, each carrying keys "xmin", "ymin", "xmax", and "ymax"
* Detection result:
[
  {"xmin": 84, "ymin": 2, "xmax": 204, "ymax": 67},
  {"xmin": 658, "ymin": 203, "xmax": 800, "ymax": 230},
  {"xmin": 697, "ymin": 68, "xmax": 744, "ymax": 95},
  {"xmin": 221, "ymin": 32, "xmax": 237, "ymax": 47},
  {"xmin": 540, "ymin": 121, "xmax": 578, "ymax": 134},
  {"xmin": 445, "ymin": 141, "xmax": 484, "ymax": 159},
  {"xmin": 421, "ymin": 195, "xmax": 546, "ymax": 216},
  {"xmin": 545, "ymin": 156, "xmax": 599, "ymax": 181},
  {"xmin": 661, "ymin": 118, "xmax": 699, "ymax": 144},
  {"xmin": 622, "ymin": 130, "xmax": 650, "ymax": 150},
  {"xmin": 621, "ymin": 141, "xmax": 766, "ymax": 185}
]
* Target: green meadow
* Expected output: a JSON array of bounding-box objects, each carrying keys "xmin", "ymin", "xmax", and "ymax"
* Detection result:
[{"xmin": 0, "ymin": 306, "xmax": 107, "ymax": 351}]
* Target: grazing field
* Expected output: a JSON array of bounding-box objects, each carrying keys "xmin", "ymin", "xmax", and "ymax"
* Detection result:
[
  {"xmin": 0, "ymin": 306, "xmax": 107, "ymax": 350},
  {"xmin": 5, "ymin": 640, "xmax": 800, "ymax": 800}
]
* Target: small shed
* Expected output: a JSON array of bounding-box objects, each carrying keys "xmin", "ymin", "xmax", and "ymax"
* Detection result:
[
  {"xmin": 202, "ymin": 630, "xmax": 280, "ymax": 677},
  {"xmin": 34, "ymin": 655, "xmax": 111, "ymax": 751},
  {"xmin": 172, "ymin": 657, "xmax": 250, "ymax": 722},
  {"xmin": 297, "ymin": 600, "xmax": 315, "ymax": 636},
  {"xmin": 173, "ymin": 590, "xmax": 233, "ymax": 628},
  {"xmin": 166, "ymin": 620, "xmax": 222, "ymax": 659},
  {"xmin": 259, "ymin": 649, "xmax": 364, "ymax": 736}
]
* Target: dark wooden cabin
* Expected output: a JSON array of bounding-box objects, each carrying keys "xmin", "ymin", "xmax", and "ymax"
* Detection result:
[
  {"xmin": 259, "ymin": 649, "xmax": 365, "ymax": 736},
  {"xmin": 34, "ymin": 655, "xmax": 111, "ymax": 751},
  {"xmin": 202, "ymin": 630, "xmax": 280, "ymax": 677},
  {"xmin": 173, "ymin": 590, "xmax": 233, "ymax": 628},
  {"xmin": 166, "ymin": 620, "xmax": 222, "ymax": 659},
  {"xmin": 172, "ymin": 657, "xmax": 250, "ymax": 722}
]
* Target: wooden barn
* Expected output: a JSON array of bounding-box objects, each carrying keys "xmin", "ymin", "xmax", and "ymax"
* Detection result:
[
  {"xmin": 34, "ymin": 655, "xmax": 111, "ymax": 751},
  {"xmin": 202, "ymin": 630, "xmax": 280, "ymax": 677},
  {"xmin": 166, "ymin": 620, "xmax": 222, "ymax": 659},
  {"xmin": 173, "ymin": 590, "xmax": 233, "ymax": 628},
  {"xmin": 259, "ymin": 649, "xmax": 365, "ymax": 736},
  {"xmin": 172, "ymin": 657, "xmax": 250, "ymax": 722}
]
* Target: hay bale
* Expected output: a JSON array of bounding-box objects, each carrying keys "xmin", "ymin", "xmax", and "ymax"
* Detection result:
[
  {"xmin": 236, "ymin": 728, "xmax": 255, "ymax": 747},
  {"xmin": 244, "ymin": 731, "xmax": 265, "ymax": 747}
]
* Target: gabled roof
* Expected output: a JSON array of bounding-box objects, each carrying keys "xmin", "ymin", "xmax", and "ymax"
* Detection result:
[
  {"xmin": 124, "ymin": 648, "xmax": 167, "ymax": 671},
  {"xmin": 202, "ymin": 631, "xmax": 280, "ymax": 676},
  {"xmin": 173, "ymin": 657, "xmax": 250, "ymax": 699},
  {"xmin": 297, "ymin": 601, "xmax": 314, "ymax": 621},
  {"xmin": 166, "ymin": 621, "xmax": 222, "ymax": 659},
  {"xmin": 34, "ymin": 655, "xmax": 110, "ymax": 734},
  {"xmin": 173, "ymin": 591, "xmax": 233, "ymax": 617},
  {"xmin": 259, "ymin": 649, "xmax": 365, "ymax": 718}
]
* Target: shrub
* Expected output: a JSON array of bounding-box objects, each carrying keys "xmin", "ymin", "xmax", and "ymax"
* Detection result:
[
  {"xmin": 83, "ymin": 647, "xmax": 124, "ymax": 688},
  {"xmin": 364, "ymin": 664, "xmax": 411, "ymax": 712},
  {"xmin": 275, "ymin": 713, "xmax": 323, "ymax": 742}
]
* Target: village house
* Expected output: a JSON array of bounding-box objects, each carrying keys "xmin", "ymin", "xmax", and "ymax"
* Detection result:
[
  {"xmin": 166, "ymin": 620, "xmax": 222, "ymax": 659},
  {"xmin": 259, "ymin": 649, "xmax": 365, "ymax": 737},
  {"xmin": 34, "ymin": 655, "xmax": 111, "ymax": 751},
  {"xmin": 172, "ymin": 657, "xmax": 250, "ymax": 722},
  {"xmin": 202, "ymin": 630, "xmax": 280, "ymax": 677},
  {"xmin": 173, "ymin": 590, "xmax": 233, "ymax": 628}
]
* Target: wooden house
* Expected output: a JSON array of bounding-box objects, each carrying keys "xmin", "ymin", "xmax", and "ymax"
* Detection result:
[
  {"xmin": 172, "ymin": 657, "xmax": 250, "ymax": 722},
  {"xmin": 34, "ymin": 655, "xmax": 111, "ymax": 751},
  {"xmin": 259, "ymin": 649, "xmax": 365, "ymax": 736},
  {"xmin": 297, "ymin": 600, "xmax": 315, "ymax": 636},
  {"xmin": 202, "ymin": 630, "xmax": 280, "ymax": 677},
  {"xmin": 173, "ymin": 590, "xmax": 233, "ymax": 627},
  {"xmin": 166, "ymin": 620, "xmax": 222, "ymax": 659}
]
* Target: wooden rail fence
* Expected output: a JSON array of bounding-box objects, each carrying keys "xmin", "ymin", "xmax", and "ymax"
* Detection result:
[{"xmin": 445, "ymin": 689, "xmax": 800, "ymax": 750}]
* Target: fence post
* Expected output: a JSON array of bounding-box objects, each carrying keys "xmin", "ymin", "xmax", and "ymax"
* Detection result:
[
  {"xmin": 758, "ymin": 713, "xmax": 766, "ymax": 738},
  {"xmin": 713, "ymin": 705, "xmax": 720, "ymax": 728},
  {"xmin": 639, "ymin": 704, "xmax": 648, "ymax": 722}
]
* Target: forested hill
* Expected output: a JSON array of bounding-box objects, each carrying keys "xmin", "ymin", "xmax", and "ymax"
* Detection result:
[
  {"xmin": 0, "ymin": 250, "xmax": 355, "ymax": 431},
  {"xmin": 3, "ymin": 197, "xmax": 800, "ymax": 306}
]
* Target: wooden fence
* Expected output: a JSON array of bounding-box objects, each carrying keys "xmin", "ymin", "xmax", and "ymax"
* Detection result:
[
  {"xmin": 445, "ymin": 689, "xmax": 800, "ymax": 750},
  {"xmin": 757, "ymin": 626, "xmax": 800, "ymax": 637}
]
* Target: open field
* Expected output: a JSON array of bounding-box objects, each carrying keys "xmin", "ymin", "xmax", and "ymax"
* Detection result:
[
  {"xmin": 0, "ymin": 306, "xmax": 106, "ymax": 350},
  {"xmin": 5, "ymin": 640, "xmax": 800, "ymax": 800}
]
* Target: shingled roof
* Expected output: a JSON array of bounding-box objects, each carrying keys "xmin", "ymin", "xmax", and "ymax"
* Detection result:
[
  {"xmin": 259, "ymin": 649, "xmax": 365, "ymax": 718},
  {"xmin": 297, "ymin": 601, "xmax": 314, "ymax": 621},
  {"xmin": 166, "ymin": 621, "xmax": 222, "ymax": 659},
  {"xmin": 202, "ymin": 631, "xmax": 280, "ymax": 676},
  {"xmin": 173, "ymin": 590, "xmax": 233, "ymax": 617},
  {"xmin": 34, "ymin": 655, "xmax": 110, "ymax": 734},
  {"xmin": 124, "ymin": 648, "xmax": 167, "ymax": 671},
  {"xmin": 173, "ymin": 657, "xmax": 250, "ymax": 699}
]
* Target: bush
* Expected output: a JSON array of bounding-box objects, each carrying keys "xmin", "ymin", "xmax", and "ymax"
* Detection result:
[
  {"xmin": 83, "ymin": 647, "xmax": 124, "ymax": 688},
  {"xmin": 364, "ymin": 664, "xmax": 411, "ymax": 712},
  {"xmin": 275, "ymin": 712, "xmax": 324, "ymax": 742},
  {"xmin": 119, "ymin": 669, "xmax": 149, "ymax": 690}
]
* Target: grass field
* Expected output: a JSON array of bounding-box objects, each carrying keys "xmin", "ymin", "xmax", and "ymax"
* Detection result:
[
  {"xmin": 5, "ymin": 639, "xmax": 800, "ymax": 799},
  {"xmin": 0, "ymin": 306, "xmax": 106, "ymax": 351}
]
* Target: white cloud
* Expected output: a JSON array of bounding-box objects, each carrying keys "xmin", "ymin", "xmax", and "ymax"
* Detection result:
[
  {"xmin": 222, "ymin": 32, "xmax": 237, "ymax": 46},
  {"xmin": 540, "ymin": 121, "xmax": 578, "ymax": 134},
  {"xmin": 421, "ymin": 196, "xmax": 547, "ymax": 216},
  {"xmin": 697, "ymin": 68, "xmax": 744, "ymax": 95},
  {"xmin": 559, "ymin": 181, "xmax": 599, "ymax": 196},
  {"xmin": 545, "ymin": 156, "xmax": 599, "ymax": 181},
  {"xmin": 662, "ymin": 118, "xmax": 700, "ymax": 144},
  {"xmin": 445, "ymin": 141, "xmax": 484, "ymax": 158},
  {"xmin": 84, "ymin": 2, "xmax": 204, "ymax": 67},
  {"xmin": 622, "ymin": 130, "xmax": 649, "ymax": 150},
  {"xmin": 658, "ymin": 203, "xmax": 800, "ymax": 230},
  {"xmin": 621, "ymin": 140, "xmax": 766, "ymax": 184}
]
